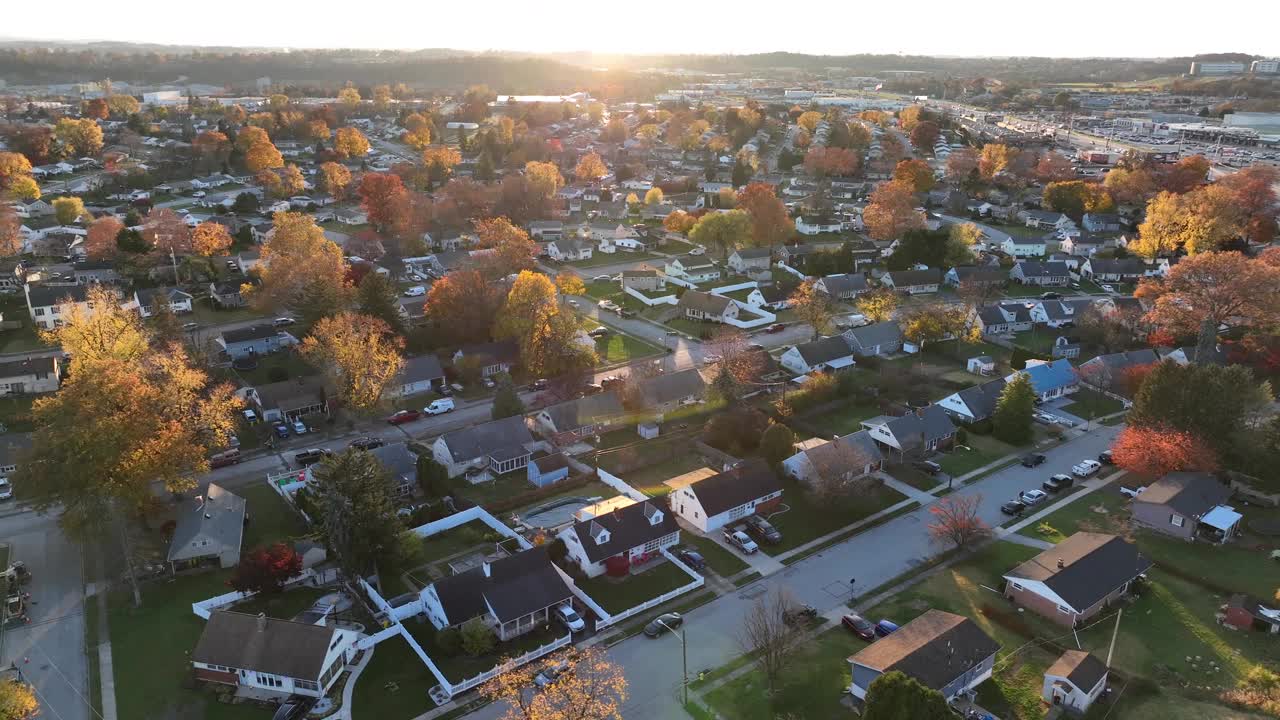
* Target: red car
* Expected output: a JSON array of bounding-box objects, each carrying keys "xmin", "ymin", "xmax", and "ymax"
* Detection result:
[
  {"xmin": 765, "ymin": 323, "xmax": 785, "ymax": 333},
  {"xmin": 841, "ymin": 613, "xmax": 876, "ymax": 641},
  {"xmin": 386, "ymin": 409, "xmax": 421, "ymax": 425}
]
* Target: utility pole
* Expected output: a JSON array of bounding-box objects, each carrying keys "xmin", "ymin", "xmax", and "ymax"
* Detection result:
[
  {"xmin": 1105, "ymin": 608, "xmax": 1122, "ymax": 668},
  {"xmin": 659, "ymin": 619, "xmax": 689, "ymax": 706}
]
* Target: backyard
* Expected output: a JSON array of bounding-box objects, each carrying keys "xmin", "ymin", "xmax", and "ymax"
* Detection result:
[
  {"xmin": 0, "ymin": 395, "xmax": 36, "ymax": 433},
  {"xmin": 794, "ymin": 400, "xmax": 881, "ymax": 437},
  {"xmin": 575, "ymin": 560, "xmax": 694, "ymax": 614},
  {"xmin": 1058, "ymin": 387, "xmax": 1126, "ymax": 420},
  {"xmin": 232, "ymin": 351, "xmax": 318, "ymax": 387},
  {"xmin": 593, "ymin": 436, "xmax": 709, "ymax": 497},
  {"xmin": 759, "ymin": 481, "xmax": 906, "ymax": 556},
  {"xmin": 592, "ymin": 328, "xmax": 663, "ymax": 365}
]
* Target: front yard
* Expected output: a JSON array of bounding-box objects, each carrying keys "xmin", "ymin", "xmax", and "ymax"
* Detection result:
[
  {"xmin": 592, "ymin": 328, "xmax": 663, "ymax": 365},
  {"xmin": 677, "ymin": 533, "xmax": 751, "ymax": 578},
  {"xmin": 565, "ymin": 251, "xmax": 663, "ymax": 268},
  {"xmin": 935, "ymin": 433, "xmax": 1019, "ymax": 477},
  {"xmin": 759, "ymin": 481, "xmax": 906, "ymax": 556},
  {"xmin": 575, "ymin": 560, "xmax": 694, "ymax": 614},
  {"xmin": 1058, "ymin": 387, "xmax": 1126, "ymax": 420}
]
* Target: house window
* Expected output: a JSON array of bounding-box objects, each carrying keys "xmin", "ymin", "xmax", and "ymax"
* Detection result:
[
  {"xmin": 1057, "ymin": 605, "xmax": 1073, "ymax": 614},
  {"xmin": 255, "ymin": 674, "xmax": 283, "ymax": 688},
  {"xmin": 206, "ymin": 664, "xmax": 234, "ymax": 673},
  {"xmin": 1170, "ymin": 515, "xmax": 1184, "ymax": 528},
  {"xmin": 33, "ymin": 308, "xmax": 44, "ymax": 316},
  {"xmin": 729, "ymin": 505, "xmax": 747, "ymax": 520},
  {"xmin": 1010, "ymin": 582, "xmax": 1024, "ymax": 592},
  {"xmin": 295, "ymin": 679, "xmax": 319, "ymax": 692}
]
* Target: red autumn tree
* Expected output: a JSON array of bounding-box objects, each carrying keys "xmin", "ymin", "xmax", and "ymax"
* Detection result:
[
  {"xmin": 1158, "ymin": 155, "xmax": 1211, "ymax": 194},
  {"xmin": 863, "ymin": 180, "xmax": 925, "ymax": 241},
  {"xmin": 1110, "ymin": 426, "xmax": 1219, "ymax": 479},
  {"xmin": 803, "ymin": 146, "xmax": 860, "ymax": 177},
  {"xmin": 1137, "ymin": 251, "xmax": 1280, "ymax": 337},
  {"xmin": 909, "ymin": 120, "xmax": 939, "ymax": 151},
  {"xmin": 84, "ymin": 216, "xmax": 124, "ymax": 260},
  {"xmin": 1117, "ymin": 361, "xmax": 1159, "ymax": 398},
  {"xmin": 1216, "ymin": 165, "xmax": 1279, "ymax": 244},
  {"xmin": 736, "ymin": 182, "xmax": 793, "ymax": 248},
  {"xmin": 81, "ymin": 98, "xmax": 109, "ymax": 120},
  {"xmin": 357, "ymin": 172, "xmax": 409, "ymax": 230},
  {"xmin": 227, "ymin": 543, "xmax": 303, "ymax": 595},
  {"xmin": 424, "ymin": 269, "xmax": 502, "ymax": 345},
  {"xmin": 142, "ymin": 207, "xmax": 191, "ymax": 256},
  {"xmin": 927, "ymin": 494, "xmax": 991, "ymax": 549}
]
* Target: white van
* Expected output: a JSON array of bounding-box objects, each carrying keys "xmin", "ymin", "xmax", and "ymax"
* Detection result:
[{"xmin": 425, "ymin": 398, "xmax": 455, "ymax": 415}]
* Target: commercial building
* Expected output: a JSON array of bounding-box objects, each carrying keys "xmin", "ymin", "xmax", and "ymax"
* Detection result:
[
  {"xmin": 1251, "ymin": 60, "xmax": 1280, "ymax": 74},
  {"xmin": 1189, "ymin": 62, "xmax": 1245, "ymax": 76}
]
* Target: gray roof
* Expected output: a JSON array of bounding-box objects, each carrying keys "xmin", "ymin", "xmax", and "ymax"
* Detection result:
[
  {"xmin": 399, "ymin": 354, "xmax": 445, "ymax": 384},
  {"xmin": 687, "ymin": 459, "xmax": 782, "ymax": 517},
  {"xmin": 1006, "ymin": 532, "xmax": 1152, "ymax": 613},
  {"xmin": 868, "ymin": 405, "xmax": 956, "ymax": 450},
  {"xmin": 1014, "ymin": 261, "xmax": 1070, "ymax": 278},
  {"xmin": 1087, "ymin": 258, "xmax": 1147, "ymax": 276},
  {"xmin": 0, "ymin": 357, "xmax": 56, "ymax": 380},
  {"xmin": 732, "ymin": 247, "xmax": 772, "ymax": 260},
  {"xmin": 1083, "ymin": 349, "xmax": 1159, "ymax": 373},
  {"xmin": 678, "ymin": 290, "xmax": 734, "ymax": 315},
  {"xmin": 884, "ymin": 269, "xmax": 941, "ymax": 287},
  {"xmin": 978, "ymin": 303, "xmax": 1032, "ymax": 327},
  {"xmin": 951, "ymin": 378, "xmax": 1007, "ymax": 420},
  {"xmin": 843, "ymin": 321, "xmax": 902, "ymax": 353},
  {"xmin": 222, "ymin": 324, "xmax": 283, "ymax": 344},
  {"xmin": 800, "ymin": 430, "xmax": 883, "ymax": 482},
  {"xmin": 950, "ymin": 266, "xmax": 1006, "ymax": 284},
  {"xmin": 193, "ymin": 611, "xmax": 339, "ymax": 680},
  {"xmin": 1046, "ymin": 650, "xmax": 1108, "ymax": 693},
  {"xmin": 851, "ymin": 610, "xmax": 1000, "ymax": 692},
  {"xmin": 793, "ymin": 336, "xmax": 856, "ymax": 366},
  {"xmin": 540, "ymin": 392, "xmax": 625, "ymax": 432},
  {"xmin": 431, "ymin": 547, "xmax": 572, "ymax": 625},
  {"xmin": 438, "ymin": 416, "xmax": 533, "ymax": 463},
  {"xmin": 25, "ymin": 284, "xmax": 91, "ymax": 308},
  {"xmin": 569, "ymin": 500, "xmax": 679, "ymax": 564},
  {"xmin": 253, "ymin": 378, "xmax": 326, "ymax": 413},
  {"xmin": 370, "ymin": 442, "xmax": 418, "ymax": 488},
  {"xmin": 1135, "ymin": 472, "xmax": 1232, "ymax": 518},
  {"xmin": 638, "ymin": 368, "xmax": 706, "ymax": 407},
  {"xmin": 533, "ymin": 453, "xmax": 570, "ymax": 474},
  {"xmin": 167, "ymin": 483, "xmax": 245, "ymax": 563},
  {"xmin": 818, "ymin": 273, "xmax": 868, "ymax": 296}
]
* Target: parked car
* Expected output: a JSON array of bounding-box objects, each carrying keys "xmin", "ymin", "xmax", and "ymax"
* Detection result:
[
  {"xmin": 841, "ymin": 613, "xmax": 876, "ymax": 641},
  {"xmin": 1119, "ymin": 485, "xmax": 1147, "ymax": 498},
  {"xmin": 723, "ymin": 529, "xmax": 759, "ymax": 554},
  {"xmin": 1072, "ymin": 459, "xmax": 1102, "ymax": 477},
  {"xmin": 1043, "ymin": 474, "xmax": 1074, "ymax": 493},
  {"xmin": 1020, "ymin": 453, "xmax": 1046, "ymax": 468},
  {"xmin": 482, "ymin": 377, "xmax": 496, "ymax": 389},
  {"xmin": 293, "ymin": 448, "xmax": 332, "ymax": 467},
  {"xmin": 1098, "ymin": 450, "xmax": 1114, "ymax": 465},
  {"xmin": 403, "ymin": 286, "xmax": 426, "ymax": 297},
  {"xmin": 242, "ymin": 409, "xmax": 259, "ymax": 424},
  {"xmin": 1033, "ymin": 411, "xmax": 1058, "ymax": 425},
  {"xmin": 273, "ymin": 423, "xmax": 290, "ymax": 439},
  {"xmin": 675, "ymin": 549, "xmax": 706, "ymax": 572},
  {"xmin": 387, "ymin": 409, "xmax": 421, "ymax": 425},
  {"xmin": 743, "ymin": 515, "xmax": 782, "ymax": 544},
  {"xmin": 530, "ymin": 378, "xmax": 549, "ymax": 391},
  {"xmin": 643, "ymin": 612, "xmax": 683, "ymax": 638},
  {"xmin": 291, "ymin": 419, "xmax": 308, "ymax": 435},
  {"xmin": 1000, "ymin": 500, "xmax": 1027, "ymax": 516},
  {"xmin": 912, "ymin": 460, "xmax": 942, "ymax": 475},
  {"xmin": 1040, "ymin": 292, "xmax": 1060, "ymax": 300},
  {"xmin": 588, "ymin": 327, "xmax": 610, "ymax": 338},
  {"xmin": 533, "ymin": 660, "xmax": 572, "ymax": 690},
  {"xmin": 425, "ymin": 398, "xmax": 455, "ymax": 415},
  {"xmin": 1100, "ymin": 284, "xmax": 1116, "ymax": 293},
  {"xmin": 765, "ymin": 323, "xmax": 785, "ymax": 333},
  {"xmin": 349, "ymin": 437, "xmax": 384, "ymax": 451},
  {"xmin": 209, "ymin": 448, "xmax": 242, "ymax": 468},
  {"xmin": 272, "ymin": 317, "xmax": 296, "ymax": 327},
  {"xmin": 553, "ymin": 604, "xmax": 586, "ymax": 633},
  {"xmin": 182, "ymin": 322, "xmax": 199, "ymax": 332},
  {"xmin": 592, "ymin": 275, "xmax": 612, "ymax": 283},
  {"xmin": 1019, "ymin": 489, "xmax": 1048, "ymax": 506},
  {"xmin": 874, "ymin": 619, "xmax": 900, "ymax": 637}
]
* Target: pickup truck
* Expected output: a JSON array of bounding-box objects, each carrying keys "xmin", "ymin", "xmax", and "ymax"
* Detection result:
[
  {"xmin": 722, "ymin": 529, "xmax": 759, "ymax": 554},
  {"xmin": 1072, "ymin": 459, "xmax": 1102, "ymax": 477}
]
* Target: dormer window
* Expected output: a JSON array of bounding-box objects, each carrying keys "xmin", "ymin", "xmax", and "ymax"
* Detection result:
[{"xmin": 589, "ymin": 520, "xmax": 610, "ymax": 545}]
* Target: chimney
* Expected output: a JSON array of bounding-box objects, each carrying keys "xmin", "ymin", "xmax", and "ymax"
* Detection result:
[
  {"xmin": 256, "ymin": 612, "xmax": 267, "ymax": 632},
  {"xmin": 1057, "ymin": 558, "xmax": 1064, "ymax": 569}
]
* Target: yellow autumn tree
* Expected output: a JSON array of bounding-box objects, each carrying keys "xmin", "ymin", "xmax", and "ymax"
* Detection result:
[
  {"xmin": 480, "ymin": 646, "xmax": 627, "ymax": 720},
  {"xmin": 524, "ymin": 161, "xmax": 564, "ymax": 200},
  {"xmin": 334, "ymin": 127, "xmax": 370, "ymax": 159},
  {"xmin": 248, "ymin": 212, "xmax": 352, "ymax": 321},
  {"xmin": 318, "ymin": 161, "xmax": 353, "ymax": 199},
  {"xmin": 191, "ymin": 222, "xmax": 233, "ymax": 257},
  {"xmin": 300, "ymin": 312, "xmax": 405, "ymax": 413},
  {"xmin": 574, "ymin": 152, "xmax": 608, "ymax": 182},
  {"xmin": 555, "ymin": 272, "xmax": 586, "ymax": 296}
]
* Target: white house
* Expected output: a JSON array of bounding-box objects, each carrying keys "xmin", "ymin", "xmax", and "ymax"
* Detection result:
[
  {"xmin": 670, "ymin": 460, "xmax": 782, "ymax": 533},
  {"xmin": 779, "ymin": 336, "xmax": 856, "ymax": 375},
  {"xmin": 131, "ymin": 287, "xmax": 194, "ymax": 317},
  {"xmin": 860, "ymin": 405, "xmax": 957, "ymax": 457},
  {"xmin": 795, "ymin": 217, "xmax": 843, "ymax": 235},
  {"xmin": 782, "ymin": 430, "xmax": 883, "ymax": 486},
  {"xmin": 0, "ymin": 356, "xmax": 60, "ymax": 396},
  {"xmin": 677, "ymin": 290, "xmax": 739, "ymax": 323},
  {"xmin": 936, "ymin": 378, "xmax": 1007, "ymax": 423},
  {"xmin": 1042, "ymin": 651, "xmax": 1109, "ymax": 715},
  {"xmin": 192, "ymin": 611, "xmax": 360, "ymax": 699},
  {"xmin": 727, "ymin": 247, "xmax": 772, "ymax": 274},
  {"xmin": 558, "ymin": 499, "xmax": 680, "ymax": 578},
  {"xmin": 1001, "ymin": 235, "xmax": 1050, "ymax": 258},
  {"xmin": 24, "ymin": 283, "xmax": 94, "ymax": 330},
  {"xmin": 431, "ymin": 416, "xmax": 535, "ymax": 479},
  {"xmin": 547, "ymin": 238, "xmax": 593, "ymax": 262},
  {"xmin": 665, "ymin": 255, "xmax": 721, "ymax": 284}
]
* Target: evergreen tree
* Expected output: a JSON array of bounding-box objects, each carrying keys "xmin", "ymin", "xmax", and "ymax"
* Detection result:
[
  {"xmin": 993, "ymin": 372, "xmax": 1036, "ymax": 445},
  {"xmin": 863, "ymin": 671, "xmax": 953, "ymax": 720},
  {"xmin": 708, "ymin": 364, "xmax": 741, "ymax": 406},
  {"xmin": 759, "ymin": 423, "xmax": 796, "ymax": 467},
  {"xmin": 312, "ymin": 449, "xmax": 405, "ymax": 579},
  {"xmin": 357, "ymin": 272, "xmax": 406, "ymax": 335},
  {"xmin": 475, "ymin": 151, "xmax": 495, "ymax": 184},
  {"xmin": 491, "ymin": 378, "xmax": 526, "ymax": 420}
]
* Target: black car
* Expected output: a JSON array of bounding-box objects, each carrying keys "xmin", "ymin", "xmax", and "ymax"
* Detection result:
[
  {"xmin": 1020, "ymin": 453, "xmax": 1046, "ymax": 468},
  {"xmin": 841, "ymin": 613, "xmax": 876, "ymax": 641},
  {"xmin": 530, "ymin": 378, "xmax": 549, "ymax": 391},
  {"xmin": 1000, "ymin": 500, "xmax": 1027, "ymax": 516},
  {"xmin": 293, "ymin": 448, "xmax": 332, "ymax": 467},
  {"xmin": 913, "ymin": 460, "xmax": 942, "ymax": 475},
  {"xmin": 1098, "ymin": 450, "xmax": 1114, "ymax": 465},
  {"xmin": 1040, "ymin": 292, "xmax": 1060, "ymax": 300},
  {"xmin": 349, "ymin": 437, "xmax": 385, "ymax": 451},
  {"xmin": 643, "ymin": 612, "xmax": 683, "ymax": 638},
  {"xmin": 743, "ymin": 514, "xmax": 782, "ymax": 544},
  {"xmin": 675, "ymin": 549, "xmax": 706, "ymax": 572},
  {"xmin": 1043, "ymin": 474, "xmax": 1074, "ymax": 493}
]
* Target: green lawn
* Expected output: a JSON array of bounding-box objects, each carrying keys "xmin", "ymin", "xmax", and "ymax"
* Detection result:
[
  {"xmin": 232, "ymin": 586, "xmax": 328, "ymax": 621},
  {"xmin": 677, "ymin": 533, "xmax": 751, "ymax": 578},
  {"xmin": 575, "ymin": 561, "xmax": 694, "ymax": 614},
  {"xmin": 594, "ymin": 439, "xmax": 709, "ymax": 497},
  {"xmin": 1012, "ymin": 329, "xmax": 1059, "ymax": 355},
  {"xmin": 351, "ymin": 629, "xmax": 438, "ymax": 720},
  {"xmin": 796, "ymin": 402, "xmax": 881, "ymax": 436},
  {"xmin": 660, "ymin": 316, "xmax": 719, "ymax": 338},
  {"xmin": 0, "ymin": 395, "xmax": 37, "ymax": 433},
  {"xmin": 885, "ymin": 462, "xmax": 941, "ymax": 492},
  {"xmin": 705, "ymin": 626, "xmax": 866, "ymax": 720},
  {"xmin": 1002, "ymin": 283, "xmax": 1058, "ymax": 298},
  {"xmin": 1016, "ymin": 487, "xmax": 1130, "ymax": 544},
  {"xmin": 0, "ymin": 322, "xmax": 51, "ymax": 354},
  {"xmin": 592, "ymin": 329, "xmax": 662, "ymax": 365},
  {"xmin": 239, "ymin": 482, "xmax": 310, "ymax": 550},
  {"xmin": 937, "ymin": 434, "xmax": 1019, "ymax": 477},
  {"xmin": 1058, "ymin": 387, "xmax": 1126, "ymax": 420},
  {"xmin": 233, "ymin": 350, "xmax": 319, "ymax": 387},
  {"xmin": 417, "ymin": 520, "xmax": 501, "ymax": 563},
  {"xmin": 567, "ymin": 251, "xmax": 662, "ymax": 268},
  {"xmin": 760, "ymin": 482, "xmax": 906, "ymax": 556},
  {"xmin": 189, "ymin": 301, "xmax": 269, "ymax": 328}
]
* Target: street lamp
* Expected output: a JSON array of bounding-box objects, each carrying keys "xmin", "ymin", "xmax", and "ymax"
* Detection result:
[{"xmin": 656, "ymin": 618, "xmax": 688, "ymax": 706}]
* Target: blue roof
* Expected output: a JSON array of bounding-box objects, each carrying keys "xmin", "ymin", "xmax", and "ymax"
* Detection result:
[{"xmin": 1020, "ymin": 359, "xmax": 1076, "ymax": 394}]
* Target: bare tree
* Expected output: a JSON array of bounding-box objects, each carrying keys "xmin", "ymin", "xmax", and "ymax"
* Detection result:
[
  {"xmin": 957, "ymin": 278, "xmax": 1004, "ymax": 309},
  {"xmin": 705, "ymin": 327, "xmax": 766, "ymax": 385},
  {"xmin": 480, "ymin": 646, "xmax": 627, "ymax": 720},
  {"xmin": 806, "ymin": 438, "xmax": 879, "ymax": 508},
  {"xmin": 739, "ymin": 587, "xmax": 806, "ymax": 695},
  {"xmin": 926, "ymin": 494, "xmax": 992, "ymax": 549}
]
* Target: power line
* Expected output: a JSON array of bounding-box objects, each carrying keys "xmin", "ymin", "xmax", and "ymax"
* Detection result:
[
  {"xmin": 26, "ymin": 676, "xmax": 67, "ymax": 720},
  {"xmin": 29, "ymin": 641, "xmax": 106, "ymax": 720}
]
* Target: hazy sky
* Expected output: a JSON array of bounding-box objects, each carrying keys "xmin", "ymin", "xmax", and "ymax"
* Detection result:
[{"xmin": 9, "ymin": 0, "xmax": 1279, "ymax": 58}]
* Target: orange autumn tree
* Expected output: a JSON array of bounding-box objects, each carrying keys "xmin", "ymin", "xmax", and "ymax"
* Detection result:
[
  {"xmin": 357, "ymin": 172, "xmax": 409, "ymax": 229},
  {"xmin": 863, "ymin": 180, "xmax": 925, "ymax": 240},
  {"xmin": 1110, "ymin": 426, "xmax": 1219, "ymax": 479},
  {"xmin": 84, "ymin": 215, "xmax": 124, "ymax": 260},
  {"xmin": 1136, "ymin": 251, "xmax": 1280, "ymax": 337},
  {"xmin": 736, "ymin": 182, "xmax": 793, "ymax": 248},
  {"xmin": 191, "ymin": 222, "xmax": 233, "ymax": 257}
]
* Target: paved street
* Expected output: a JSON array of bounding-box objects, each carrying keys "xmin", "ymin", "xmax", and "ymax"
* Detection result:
[
  {"xmin": 461, "ymin": 424, "xmax": 1121, "ymax": 720},
  {"xmin": 0, "ymin": 510, "xmax": 88, "ymax": 720}
]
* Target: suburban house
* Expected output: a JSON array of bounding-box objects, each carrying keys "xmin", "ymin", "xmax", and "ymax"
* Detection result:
[
  {"xmin": 419, "ymin": 546, "xmax": 574, "ymax": 641},
  {"xmin": 0, "ymin": 357, "xmax": 60, "ymax": 395},
  {"xmin": 621, "ymin": 270, "xmax": 664, "ymax": 292},
  {"xmin": 1001, "ymin": 235, "xmax": 1051, "ymax": 258},
  {"xmin": 209, "ymin": 282, "xmax": 245, "ymax": 308},
  {"xmin": 250, "ymin": 378, "xmax": 329, "ymax": 423},
  {"xmin": 880, "ymin": 268, "xmax": 941, "ymax": 294},
  {"xmin": 1078, "ymin": 349, "xmax": 1159, "ymax": 393},
  {"xmin": 431, "ymin": 416, "xmax": 536, "ymax": 479},
  {"xmin": 547, "ymin": 238, "xmax": 593, "ymax": 262},
  {"xmin": 1030, "ymin": 298, "xmax": 1094, "ymax": 328},
  {"xmin": 1059, "ymin": 234, "xmax": 1111, "ymax": 256},
  {"xmin": 861, "ymin": 405, "xmax": 957, "ymax": 457},
  {"xmin": 389, "ymin": 354, "xmax": 446, "ymax": 397},
  {"xmin": 1003, "ymin": 532, "xmax": 1152, "ymax": 627},
  {"xmin": 452, "ymin": 341, "xmax": 518, "ymax": 378},
  {"xmin": 132, "ymin": 287, "xmax": 194, "ymax": 317},
  {"xmin": 975, "ymin": 303, "xmax": 1034, "ymax": 335},
  {"xmin": 669, "ymin": 460, "xmax": 783, "ymax": 533},
  {"xmin": 945, "ymin": 266, "xmax": 1006, "ymax": 288},
  {"xmin": 218, "ymin": 325, "xmax": 299, "ymax": 360},
  {"xmin": 24, "ymin": 283, "xmax": 93, "ymax": 330},
  {"xmin": 936, "ymin": 377, "xmax": 1008, "ymax": 423},
  {"xmin": 74, "ymin": 261, "xmax": 120, "ymax": 285},
  {"xmin": 779, "ymin": 336, "xmax": 858, "ymax": 375},
  {"xmin": 527, "ymin": 453, "xmax": 571, "ymax": 489},
  {"xmin": 777, "ymin": 243, "xmax": 822, "ymax": 268},
  {"xmin": 533, "ymin": 392, "xmax": 627, "ymax": 443},
  {"xmin": 847, "ymin": 609, "xmax": 999, "ymax": 701},
  {"xmin": 677, "ymin": 290, "xmax": 739, "ymax": 323},
  {"xmin": 334, "ymin": 208, "xmax": 368, "ymax": 225},
  {"xmin": 12, "ymin": 198, "xmax": 54, "ymax": 219},
  {"xmin": 665, "ymin": 255, "xmax": 721, "ymax": 284},
  {"xmin": 1223, "ymin": 595, "xmax": 1280, "ymax": 634},
  {"xmin": 1013, "ymin": 359, "xmax": 1079, "ymax": 402},
  {"xmin": 559, "ymin": 499, "xmax": 680, "ymax": 578},
  {"xmin": 1130, "ymin": 472, "xmax": 1240, "ymax": 543},
  {"xmin": 166, "ymin": 483, "xmax": 246, "ymax": 571},
  {"xmin": 1022, "ymin": 210, "xmax": 1076, "ymax": 233},
  {"xmin": 726, "ymin": 248, "xmax": 772, "ymax": 274},
  {"xmin": 1081, "ymin": 213, "xmax": 1123, "ymax": 233},
  {"xmin": 192, "ymin": 611, "xmax": 360, "ymax": 699},
  {"xmin": 635, "ymin": 369, "xmax": 706, "ymax": 415},
  {"xmin": 1010, "ymin": 261, "xmax": 1071, "ymax": 286},
  {"xmin": 368, "ymin": 443, "xmax": 419, "ymax": 499},
  {"xmin": 1043, "ymin": 651, "xmax": 1109, "ymax": 715},
  {"xmin": 795, "ymin": 217, "xmax": 843, "ymax": 235},
  {"xmin": 782, "ymin": 430, "xmax": 883, "ymax": 486},
  {"xmin": 814, "ymin": 273, "xmax": 869, "ymax": 299},
  {"xmin": 528, "ymin": 220, "xmax": 563, "ymax": 241},
  {"xmin": 0, "ymin": 435, "xmax": 32, "ymax": 477},
  {"xmin": 1080, "ymin": 258, "xmax": 1147, "ymax": 283},
  {"xmin": 842, "ymin": 321, "xmax": 903, "ymax": 357}
]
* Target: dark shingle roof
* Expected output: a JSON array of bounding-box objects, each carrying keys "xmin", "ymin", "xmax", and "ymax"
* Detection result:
[
  {"xmin": 540, "ymin": 392, "xmax": 624, "ymax": 431},
  {"xmin": 193, "ymin": 611, "xmax": 339, "ymax": 680},
  {"xmin": 849, "ymin": 609, "xmax": 1000, "ymax": 691},
  {"xmin": 431, "ymin": 547, "xmax": 572, "ymax": 625},
  {"xmin": 0, "ymin": 357, "xmax": 56, "ymax": 379},
  {"xmin": 1015, "ymin": 261, "xmax": 1070, "ymax": 278},
  {"xmin": 678, "ymin": 290, "xmax": 734, "ymax": 315},
  {"xmin": 25, "ymin": 284, "xmax": 90, "ymax": 308},
  {"xmin": 951, "ymin": 378, "xmax": 1007, "ymax": 420},
  {"xmin": 1006, "ymin": 532, "xmax": 1152, "ymax": 612},
  {"xmin": 793, "ymin": 336, "xmax": 856, "ymax": 366},
  {"xmin": 1047, "ymin": 650, "xmax": 1108, "ymax": 692},
  {"xmin": 688, "ymin": 459, "xmax": 782, "ymax": 517},
  {"xmin": 638, "ymin": 368, "xmax": 705, "ymax": 407},
  {"xmin": 885, "ymin": 268, "xmax": 941, "ymax": 286},
  {"xmin": 1136, "ymin": 472, "xmax": 1232, "ymax": 518},
  {"xmin": 438, "ymin": 416, "xmax": 532, "ymax": 462},
  {"xmin": 843, "ymin": 321, "xmax": 902, "ymax": 352},
  {"xmin": 222, "ymin": 324, "xmax": 283, "ymax": 344},
  {"xmin": 570, "ymin": 500, "xmax": 679, "ymax": 563}
]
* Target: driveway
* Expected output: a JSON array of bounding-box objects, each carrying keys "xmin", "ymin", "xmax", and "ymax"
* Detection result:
[
  {"xmin": 460, "ymin": 425, "xmax": 1122, "ymax": 720},
  {"xmin": 0, "ymin": 510, "xmax": 88, "ymax": 720}
]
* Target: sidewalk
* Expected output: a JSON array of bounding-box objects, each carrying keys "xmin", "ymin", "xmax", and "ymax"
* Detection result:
[
  {"xmin": 997, "ymin": 471, "xmax": 1122, "ymax": 538},
  {"xmin": 772, "ymin": 494, "xmax": 922, "ymax": 565}
]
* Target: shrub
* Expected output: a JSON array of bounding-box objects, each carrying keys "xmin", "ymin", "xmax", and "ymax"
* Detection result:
[
  {"xmin": 435, "ymin": 627, "xmax": 462, "ymax": 657},
  {"xmin": 460, "ymin": 617, "xmax": 496, "ymax": 657},
  {"xmin": 967, "ymin": 419, "xmax": 993, "ymax": 435},
  {"xmin": 955, "ymin": 427, "xmax": 968, "ymax": 444}
]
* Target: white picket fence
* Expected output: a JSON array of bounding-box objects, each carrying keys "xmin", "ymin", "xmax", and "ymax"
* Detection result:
[
  {"xmin": 408, "ymin": 506, "xmax": 532, "ymax": 551},
  {"xmin": 595, "ymin": 468, "xmax": 649, "ymax": 503},
  {"xmin": 708, "ymin": 280, "xmax": 758, "ymax": 296},
  {"xmin": 443, "ymin": 633, "xmax": 573, "ymax": 698},
  {"xmin": 623, "ymin": 285, "xmax": 677, "ymax": 307},
  {"xmin": 777, "ymin": 262, "xmax": 807, "ymax": 280},
  {"xmin": 192, "ymin": 589, "xmax": 254, "ymax": 620},
  {"xmin": 723, "ymin": 305, "xmax": 777, "ymax": 330}
]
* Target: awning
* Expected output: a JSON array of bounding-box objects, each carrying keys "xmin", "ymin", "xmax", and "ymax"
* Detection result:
[{"xmin": 1200, "ymin": 505, "xmax": 1242, "ymax": 532}]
